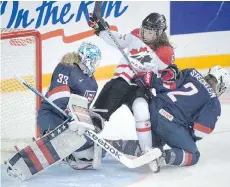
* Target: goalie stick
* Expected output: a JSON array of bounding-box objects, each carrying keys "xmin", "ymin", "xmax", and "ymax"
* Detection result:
[{"xmin": 17, "ymin": 76, "xmax": 162, "ymax": 168}]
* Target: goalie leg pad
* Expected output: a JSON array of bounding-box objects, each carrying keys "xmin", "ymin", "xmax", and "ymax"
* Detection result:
[{"xmin": 6, "ymin": 120, "xmax": 92, "ymax": 181}]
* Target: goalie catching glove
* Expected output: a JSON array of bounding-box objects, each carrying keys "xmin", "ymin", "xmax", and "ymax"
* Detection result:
[{"xmin": 64, "ymin": 108, "xmax": 94, "ymax": 136}]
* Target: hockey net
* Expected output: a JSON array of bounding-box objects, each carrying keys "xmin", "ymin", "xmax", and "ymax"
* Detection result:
[{"xmin": 0, "ymin": 29, "xmax": 42, "ymax": 161}]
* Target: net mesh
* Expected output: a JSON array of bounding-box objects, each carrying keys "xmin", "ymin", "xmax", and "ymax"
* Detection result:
[{"xmin": 0, "ymin": 29, "xmax": 40, "ymax": 158}]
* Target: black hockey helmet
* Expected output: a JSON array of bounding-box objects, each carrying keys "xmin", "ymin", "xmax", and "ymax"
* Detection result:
[{"xmin": 141, "ymin": 13, "xmax": 167, "ymax": 43}]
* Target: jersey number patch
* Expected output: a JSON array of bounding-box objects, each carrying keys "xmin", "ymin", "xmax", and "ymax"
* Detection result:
[
  {"xmin": 57, "ymin": 74, "xmax": 69, "ymax": 85},
  {"xmin": 167, "ymin": 82, "xmax": 198, "ymax": 102}
]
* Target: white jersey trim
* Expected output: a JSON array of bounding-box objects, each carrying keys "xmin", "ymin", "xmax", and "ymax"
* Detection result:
[{"xmin": 48, "ymin": 91, "xmax": 70, "ymax": 102}]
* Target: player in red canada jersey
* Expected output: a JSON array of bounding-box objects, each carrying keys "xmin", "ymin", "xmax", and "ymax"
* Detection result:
[{"xmin": 88, "ymin": 12, "xmax": 178, "ymax": 153}]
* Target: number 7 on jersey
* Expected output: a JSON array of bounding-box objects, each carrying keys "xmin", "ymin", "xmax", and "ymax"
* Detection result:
[{"xmin": 167, "ymin": 82, "xmax": 198, "ymax": 102}]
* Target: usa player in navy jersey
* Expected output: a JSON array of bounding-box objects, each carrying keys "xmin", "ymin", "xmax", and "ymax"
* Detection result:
[
  {"xmin": 127, "ymin": 65, "xmax": 230, "ymax": 172},
  {"xmin": 38, "ymin": 42, "xmax": 101, "ymax": 134},
  {"xmin": 37, "ymin": 42, "xmax": 101, "ymax": 169}
]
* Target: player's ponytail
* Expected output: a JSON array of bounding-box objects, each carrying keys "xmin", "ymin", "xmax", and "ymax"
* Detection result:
[{"xmin": 61, "ymin": 52, "xmax": 80, "ymax": 66}]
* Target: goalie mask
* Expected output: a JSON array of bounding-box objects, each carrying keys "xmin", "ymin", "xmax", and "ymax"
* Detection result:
[
  {"xmin": 140, "ymin": 13, "xmax": 167, "ymax": 44},
  {"xmin": 78, "ymin": 42, "xmax": 101, "ymax": 76},
  {"xmin": 206, "ymin": 66, "xmax": 230, "ymax": 97}
]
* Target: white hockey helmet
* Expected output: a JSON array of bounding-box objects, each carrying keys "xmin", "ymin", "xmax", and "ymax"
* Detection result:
[{"xmin": 208, "ymin": 65, "xmax": 230, "ymax": 97}]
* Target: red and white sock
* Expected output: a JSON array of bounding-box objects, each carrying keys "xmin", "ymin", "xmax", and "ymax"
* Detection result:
[{"xmin": 136, "ymin": 120, "xmax": 152, "ymax": 152}]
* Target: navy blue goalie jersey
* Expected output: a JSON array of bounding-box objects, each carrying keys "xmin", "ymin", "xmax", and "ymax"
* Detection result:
[
  {"xmin": 150, "ymin": 68, "xmax": 221, "ymax": 140},
  {"xmin": 38, "ymin": 63, "xmax": 98, "ymax": 117}
]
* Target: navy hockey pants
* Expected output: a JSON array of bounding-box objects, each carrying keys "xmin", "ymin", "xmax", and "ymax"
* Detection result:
[
  {"xmin": 150, "ymin": 109, "xmax": 200, "ymax": 166},
  {"xmin": 37, "ymin": 112, "xmax": 64, "ymax": 134}
]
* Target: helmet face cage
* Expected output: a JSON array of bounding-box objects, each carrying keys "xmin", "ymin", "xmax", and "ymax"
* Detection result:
[
  {"xmin": 78, "ymin": 42, "xmax": 101, "ymax": 76},
  {"xmin": 208, "ymin": 66, "xmax": 230, "ymax": 97},
  {"xmin": 140, "ymin": 26, "xmax": 158, "ymax": 44},
  {"xmin": 140, "ymin": 13, "xmax": 167, "ymax": 43},
  {"xmin": 216, "ymin": 77, "xmax": 227, "ymax": 97}
]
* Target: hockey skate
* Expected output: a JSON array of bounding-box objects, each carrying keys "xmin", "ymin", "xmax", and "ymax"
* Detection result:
[
  {"xmin": 63, "ymin": 144, "xmax": 95, "ymax": 170},
  {"xmin": 64, "ymin": 154, "xmax": 93, "ymax": 170},
  {"xmin": 63, "ymin": 139, "xmax": 103, "ymax": 170},
  {"xmin": 148, "ymin": 132, "xmax": 167, "ymax": 172},
  {"xmin": 148, "ymin": 150, "xmax": 166, "ymax": 173}
]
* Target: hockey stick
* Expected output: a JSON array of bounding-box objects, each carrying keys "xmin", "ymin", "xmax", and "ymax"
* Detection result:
[
  {"xmin": 16, "ymin": 76, "xmax": 71, "ymax": 120},
  {"xmin": 93, "ymin": 1, "xmax": 138, "ymax": 74},
  {"xmin": 93, "ymin": 2, "xmax": 156, "ymax": 98},
  {"xmin": 17, "ymin": 77, "xmax": 161, "ymax": 168}
]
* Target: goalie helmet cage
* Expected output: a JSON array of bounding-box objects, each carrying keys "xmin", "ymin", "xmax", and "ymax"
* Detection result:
[{"xmin": 0, "ymin": 29, "xmax": 42, "ymax": 161}]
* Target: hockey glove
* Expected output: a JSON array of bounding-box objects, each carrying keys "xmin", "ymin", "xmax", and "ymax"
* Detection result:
[
  {"xmin": 159, "ymin": 64, "xmax": 179, "ymax": 84},
  {"xmin": 88, "ymin": 13, "xmax": 109, "ymax": 36},
  {"xmin": 132, "ymin": 72, "xmax": 154, "ymax": 89}
]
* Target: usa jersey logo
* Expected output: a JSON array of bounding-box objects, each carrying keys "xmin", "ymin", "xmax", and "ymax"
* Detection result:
[
  {"xmin": 159, "ymin": 109, "xmax": 174, "ymax": 121},
  {"xmin": 84, "ymin": 90, "xmax": 96, "ymax": 102}
]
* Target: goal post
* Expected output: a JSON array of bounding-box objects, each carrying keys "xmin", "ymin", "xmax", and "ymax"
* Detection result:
[{"xmin": 0, "ymin": 29, "xmax": 42, "ymax": 161}]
